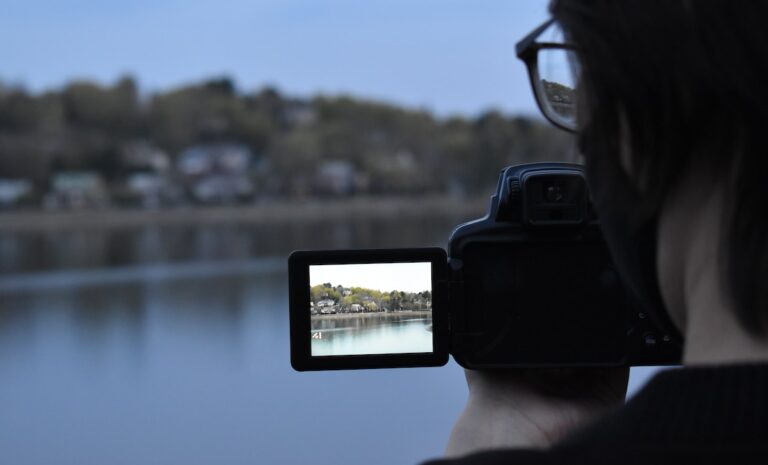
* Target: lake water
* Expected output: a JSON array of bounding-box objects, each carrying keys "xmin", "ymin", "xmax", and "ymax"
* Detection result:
[
  {"xmin": 0, "ymin": 214, "xmax": 662, "ymax": 465},
  {"xmin": 311, "ymin": 314, "xmax": 433, "ymax": 356}
]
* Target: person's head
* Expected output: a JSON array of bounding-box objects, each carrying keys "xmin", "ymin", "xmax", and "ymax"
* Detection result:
[{"xmin": 536, "ymin": 1, "xmax": 768, "ymax": 342}]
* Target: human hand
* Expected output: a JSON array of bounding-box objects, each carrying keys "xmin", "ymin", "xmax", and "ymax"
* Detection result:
[{"xmin": 445, "ymin": 367, "xmax": 629, "ymax": 457}]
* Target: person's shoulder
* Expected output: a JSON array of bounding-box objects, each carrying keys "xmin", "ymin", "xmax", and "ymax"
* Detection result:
[
  {"xmin": 422, "ymin": 365, "xmax": 768, "ymax": 465},
  {"xmin": 421, "ymin": 444, "xmax": 751, "ymax": 465},
  {"xmin": 420, "ymin": 446, "xmax": 646, "ymax": 465},
  {"xmin": 421, "ymin": 448, "xmax": 555, "ymax": 465}
]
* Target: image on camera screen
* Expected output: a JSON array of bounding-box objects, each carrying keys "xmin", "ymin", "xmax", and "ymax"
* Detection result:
[{"xmin": 309, "ymin": 262, "xmax": 433, "ymax": 357}]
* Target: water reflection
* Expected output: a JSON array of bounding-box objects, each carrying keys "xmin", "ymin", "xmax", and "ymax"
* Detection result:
[
  {"xmin": 311, "ymin": 314, "xmax": 433, "ymax": 356},
  {"xmin": 0, "ymin": 215, "xmax": 470, "ymax": 275},
  {"xmin": 0, "ymin": 266, "xmax": 468, "ymax": 465}
]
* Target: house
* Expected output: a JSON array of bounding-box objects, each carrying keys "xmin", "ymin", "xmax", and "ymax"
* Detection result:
[
  {"xmin": 350, "ymin": 304, "xmax": 363, "ymax": 313},
  {"xmin": 121, "ymin": 140, "xmax": 171, "ymax": 172},
  {"xmin": 177, "ymin": 143, "xmax": 252, "ymax": 176},
  {"xmin": 122, "ymin": 172, "xmax": 181, "ymax": 208},
  {"xmin": 189, "ymin": 175, "xmax": 254, "ymax": 204},
  {"xmin": 46, "ymin": 171, "xmax": 108, "ymax": 209},
  {"xmin": 0, "ymin": 179, "xmax": 33, "ymax": 208},
  {"xmin": 313, "ymin": 161, "xmax": 355, "ymax": 196},
  {"xmin": 177, "ymin": 147, "xmax": 212, "ymax": 176},
  {"xmin": 177, "ymin": 143, "xmax": 256, "ymax": 203},
  {"xmin": 315, "ymin": 299, "xmax": 337, "ymax": 314}
]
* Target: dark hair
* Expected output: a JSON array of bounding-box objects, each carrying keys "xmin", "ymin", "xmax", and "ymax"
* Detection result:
[{"xmin": 551, "ymin": 0, "xmax": 768, "ymax": 334}]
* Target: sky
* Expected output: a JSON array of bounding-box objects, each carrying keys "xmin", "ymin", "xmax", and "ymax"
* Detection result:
[
  {"xmin": 0, "ymin": 0, "xmax": 551, "ymax": 116},
  {"xmin": 310, "ymin": 262, "xmax": 432, "ymax": 293}
]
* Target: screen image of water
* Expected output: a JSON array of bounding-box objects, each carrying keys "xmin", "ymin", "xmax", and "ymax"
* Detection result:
[{"xmin": 311, "ymin": 314, "xmax": 434, "ymax": 356}]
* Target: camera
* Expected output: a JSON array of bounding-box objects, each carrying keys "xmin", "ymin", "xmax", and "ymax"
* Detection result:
[{"xmin": 289, "ymin": 162, "xmax": 682, "ymax": 371}]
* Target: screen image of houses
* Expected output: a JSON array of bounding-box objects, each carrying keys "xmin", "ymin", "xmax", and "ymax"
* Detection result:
[{"xmin": 309, "ymin": 262, "xmax": 433, "ymax": 356}]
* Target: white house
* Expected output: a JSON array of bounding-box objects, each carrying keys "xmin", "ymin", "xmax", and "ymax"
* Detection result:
[
  {"xmin": 177, "ymin": 143, "xmax": 256, "ymax": 203},
  {"xmin": 0, "ymin": 179, "xmax": 32, "ymax": 207},
  {"xmin": 46, "ymin": 172, "xmax": 108, "ymax": 209}
]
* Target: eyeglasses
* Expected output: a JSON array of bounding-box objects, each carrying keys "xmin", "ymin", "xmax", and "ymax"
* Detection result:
[{"xmin": 516, "ymin": 19, "xmax": 580, "ymax": 133}]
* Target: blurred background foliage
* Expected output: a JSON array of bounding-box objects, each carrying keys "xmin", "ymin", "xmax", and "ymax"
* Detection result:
[{"xmin": 0, "ymin": 75, "xmax": 574, "ymax": 208}]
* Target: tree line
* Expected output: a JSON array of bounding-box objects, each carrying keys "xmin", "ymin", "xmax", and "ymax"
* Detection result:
[
  {"xmin": 310, "ymin": 283, "xmax": 431, "ymax": 313},
  {"xmin": 0, "ymin": 75, "xmax": 575, "ymax": 204}
]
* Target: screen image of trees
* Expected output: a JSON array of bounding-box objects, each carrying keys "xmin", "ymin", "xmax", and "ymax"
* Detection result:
[{"xmin": 310, "ymin": 283, "xmax": 431, "ymax": 315}]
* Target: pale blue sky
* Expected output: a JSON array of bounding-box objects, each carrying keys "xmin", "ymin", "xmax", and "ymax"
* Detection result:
[
  {"xmin": 310, "ymin": 262, "xmax": 431, "ymax": 293},
  {"xmin": 0, "ymin": 0, "xmax": 551, "ymax": 116}
]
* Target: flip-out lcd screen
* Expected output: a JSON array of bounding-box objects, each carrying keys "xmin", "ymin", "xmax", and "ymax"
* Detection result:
[{"xmin": 309, "ymin": 262, "xmax": 433, "ymax": 356}]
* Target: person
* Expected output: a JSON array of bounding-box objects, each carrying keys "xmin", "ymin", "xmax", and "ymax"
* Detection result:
[{"xmin": 424, "ymin": 1, "xmax": 768, "ymax": 463}]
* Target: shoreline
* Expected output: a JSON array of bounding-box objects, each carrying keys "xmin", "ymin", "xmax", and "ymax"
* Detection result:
[
  {"xmin": 311, "ymin": 310, "xmax": 432, "ymax": 320},
  {"xmin": 0, "ymin": 196, "xmax": 485, "ymax": 232}
]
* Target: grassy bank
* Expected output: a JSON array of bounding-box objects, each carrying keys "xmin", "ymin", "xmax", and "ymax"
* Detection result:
[{"xmin": 0, "ymin": 196, "xmax": 486, "ymax": 232}]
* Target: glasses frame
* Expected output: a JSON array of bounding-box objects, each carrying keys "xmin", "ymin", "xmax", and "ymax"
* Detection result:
[{"xmin": 516, "ymin": 19, "xmax": 579, "ymax": 133}]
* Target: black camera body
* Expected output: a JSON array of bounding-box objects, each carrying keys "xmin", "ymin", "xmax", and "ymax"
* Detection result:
[
  {"xmin": 446, "ymin": 162, "xmax": 680, "ymax": 369},
  {"xmin": 289, "ymin": 162, "xmax": 682, "ymax": 371}
]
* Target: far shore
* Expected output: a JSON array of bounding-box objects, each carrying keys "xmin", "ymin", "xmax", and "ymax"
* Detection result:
[
  {"xmin": 0, "ymin": 196, "xmax": 485, "ymax": 232},
  {"xmin": 311, "ymin": 310, "xmax": 432, "ymax": 319}
]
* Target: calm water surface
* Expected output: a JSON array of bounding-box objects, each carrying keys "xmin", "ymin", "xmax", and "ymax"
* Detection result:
[
  {"xmin": 311, "ymin": 314, "xmax": 433, "ymax": 356},
  {"xmin": 0, "ymin": 217, "xmax": 661, "ymax": 465}
]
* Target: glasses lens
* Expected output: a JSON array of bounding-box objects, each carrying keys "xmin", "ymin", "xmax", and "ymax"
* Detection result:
[{"xmin": 535, "ymin": 48, "xmax": 579, "ymax": 130}]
